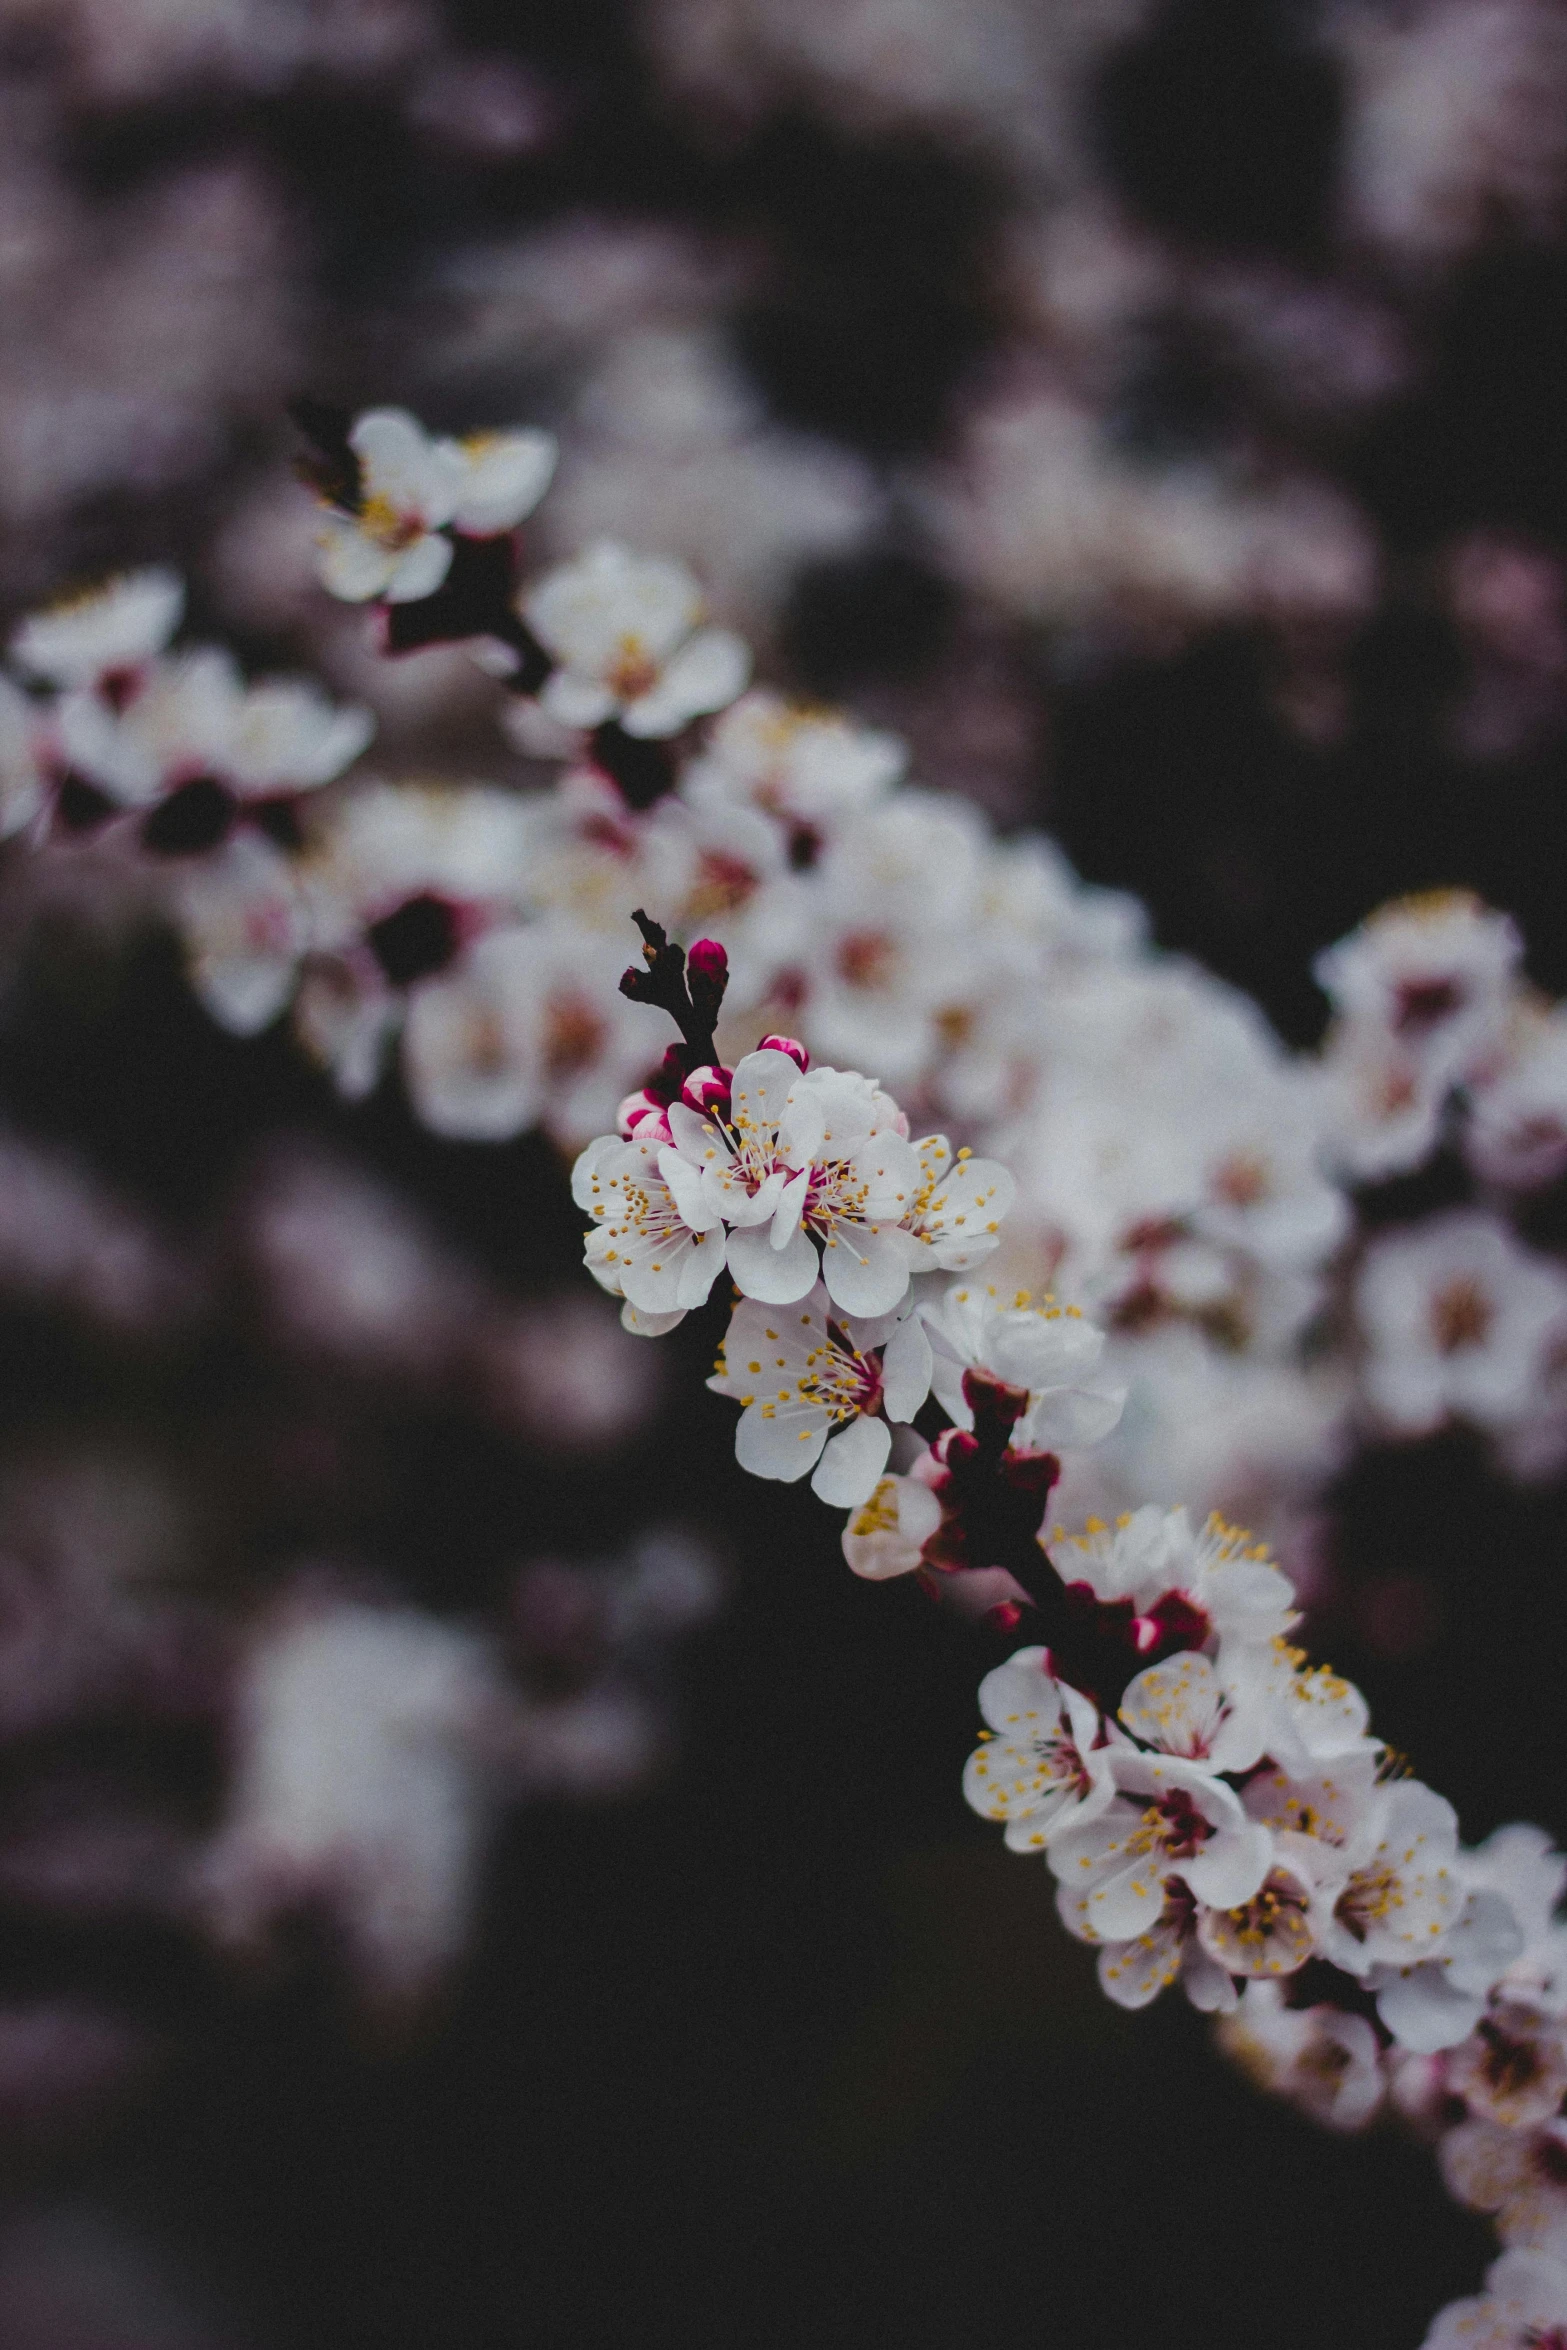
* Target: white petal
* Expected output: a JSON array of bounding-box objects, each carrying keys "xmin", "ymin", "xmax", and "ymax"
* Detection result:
[
  {"xmin": 351, "ymin": 408, "xmax": 459, "ymax": 527},
  {"xmin": 735, "ymin": 1398, "xmax": 829, "ymax": 1481},
  {"xmin": 383, "ymin": 533, "xmax": 455, "ymax": 604},
  {"xmin": 881, "ymin": 1312, "xmax": 933, "ymax": 1423},
  {"xmin": 622, "ymin": 628, "xmax": 751, "ymax": 738},
  {"xmin": 1182, "ymin": 1825, "xmax": 1274, "ymax": 1911},
  {"xmin": 811, "ymin": 1414, "xmax": 892, "ymax": 1507},
  {"xmin": 538, "ymin": 671, "xmax": 617, "ymax": 730},
  {"xmin": 315, "ymin": 513, "xmax": 394, "ymax": 601},
  {"xmin": 821, "ymin": 1225, "xmax": 911, "ymax": 1318},
  {"xmin": 674, "ymin": 1225, "xmax": 727, "ymax": 1309},
  {"xmin": 727, "ymin": 1219, "xmax": 818, "ymax": 1303},
  {"xmin": 1375, "ymin": 1963, "xmax": 1485, "ymax": 2054},
  {"xmin": 1023, "ymin": 1381, "xmax": 1127, "ymax": 1450},
  {"xmin": 658, "ymin": 1145, "xmax": 724, "ymax": 1233},
  {"xmin": 621, "ymin": 1300, "xmax": 685, "ymax": 1336},
  {"xmin": 445, "ymin": 429, "xmax": 558, "ymax": 533}
]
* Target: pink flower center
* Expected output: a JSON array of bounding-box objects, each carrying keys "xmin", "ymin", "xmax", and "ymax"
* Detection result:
[{"xmin": 1153, "ymin": 1788, "xmax": 1211, "ymax": 1860}]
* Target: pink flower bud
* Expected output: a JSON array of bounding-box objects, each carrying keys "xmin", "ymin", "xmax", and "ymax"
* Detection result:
[
  {"xmin": 681, "ymin": 1063, "xmax": 733, "ymax": 1116},
  {"xmin": 686, "ymin": 938, "xmax": 729, "ymax": 984},
  {"xmin": 616, "ymin": 1091, "xmax": 672, "ymax": 1142},
  {"xmin": 757, "ymin": 1034, "xmax": 809, "ymax": 1069}
]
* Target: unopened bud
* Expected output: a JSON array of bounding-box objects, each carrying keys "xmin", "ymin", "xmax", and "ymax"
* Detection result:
[
  {"xmin": 758, "ymin": 1034, "xmax": 809, "ymax": 1069},
  {"xmin": 687, "ymin": 938, "xmax": 729, "ymax": 985}
]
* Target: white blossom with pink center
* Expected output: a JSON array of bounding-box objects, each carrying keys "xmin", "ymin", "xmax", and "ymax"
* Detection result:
[
  {"xmin": 962, "ymin": 1648, "xmax": 1115, "ymax": 1853},
  {"xmin": 706, "ymin": 1282, "xmax": 932, "ymax": 1505},
  {"xmin": 1049, "ymin": 1748, "xmax": 1273, "ymax": 1945},
  {"xmin": 315, "ymin": 409, "xmax": 556, "ymax": 605},
  {"xmin": 523, "ymin": 541, "xmax": 750, "ymax": 740}
]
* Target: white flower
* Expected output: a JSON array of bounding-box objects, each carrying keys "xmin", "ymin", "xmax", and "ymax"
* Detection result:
[
  {"xmin": 1049, "ymin": 1747, "xmax": 1273, "ymax": 1944},
  {"xmin": 438, "ymin": 425, "xmax": 558, "ymax": 535},
  {"xmin": 663, "ymin": 1050, "xmax": 923, "ymax": 1318},
  {"xmin": 1449, "ymin": 2006, "xmax": 1567, "ymax": 2129},
  {"xmin": 1194, "ymin": 1849, "xmax": 1325, "ymax": 1981},
  {"xmin": 1093, "ymin": 1883, "xmax": 1240, "ymax": 2014},
  {"xmin": 1116, "ymin": 1648, "xmax": 1272, "ymax": 1776},
  {"xmin": 1468, "ymin": 1007, "xmax": 1567, "ymax": 1190},
  {"xmin": 54, "ymin": 645, "xmax": 372, "ymax": 822},
  {"xmin": 1441, "ymin": 2120, "xmax": 1567, "ymax": 2258},
  {"xmin": 784, "ymin": 793, "xmax": 996, "ymax": 1087},
  {"xmin": 1317, "ymin": 1777, "xmax": 1466, "ymax": 1978},
  {"xmin": 1218, "ymin": 1981, "xmax": 1385, "ymax": 2131},
  {"xmin": 176, "ymin": 833, "xmax": 313, "ymax": 1036},
  {"xmin": 1242, "ymin": 1751, "xmax": 1384, "ymax": 1851},
  {"xmin": 962, "ymin": 1648, "xmax": 1116, "ymax": 1852},
  {"xmin": 9, "ymin": 567, "xmax": 183, "ymax": 687},
  {"xmin": 680, "ymin": 688, "xmax": 904, "ymax": 840},
  {"xmin": 1422, "ymin": 2249, "xmax": 1567, "ymax": 2350},
  {"xmin": 841, "ymin": 1470, "xmax": 943, "ymax": 1579},
  {"xmin": 707, "ymin": 1282, "xmax": 931, "ymax": 1505},
  {"xmin": 523, "ymin": 541, "xmax": 750, "ymax": 738},
  {"xmin": 405, "ymin": 922, "xmax": 654, "ymax": 1148},
  {"xmin": 198, "ymin": 1598, "xmax": 507, "ymax": 2011},
  {"xmin": 1047, "ymin": 1506, "xmax": 1300, "ymax": 1656},
  {"xmin": 55, "ymin": 646, "xmax": 238, "ymax": 810},
  {"xmin": 573, "ymin": 1129, "xmax": 728, "ymax": 1324},
  {"xmin": 1315, "ymin": 890, "xmax": 1522, "ymax": 1086},
  {"xmin": 924, "ymin": 1282, "xmax": 1124, "ymax": 1450},
  {"xmin": 1356, "ymin": 1209, "xmax": 1567, "ymax": 1439},
  {"xmin": 904, "ymin": 1140, "xmax": 1016, "ymax": 1272},
  {"xmin": 315, "ymin": 410, "xmax": 555, "ymax": 604}
]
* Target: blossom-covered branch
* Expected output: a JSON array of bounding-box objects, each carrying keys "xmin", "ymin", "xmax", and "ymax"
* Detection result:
[{"xmin": 579, "ymin": 902, "xmax": 1567, "ymax": 2350}]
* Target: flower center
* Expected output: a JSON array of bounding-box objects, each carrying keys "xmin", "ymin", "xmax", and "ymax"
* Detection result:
[
  {"xmin": 1335, "ymin": 1863, "xmax": 1399, "ymax": 1940},
  {"xmin": 545, "ymin": 992, "xmax": 605, "ymax": 1079},
  {"xmin": 1430, "ymin": 1274, "xmax": 1493, "ymax": 1354},
  {"xmin": 607, "ymin": 637, "xmax": 659, "ymax": 701},
  {"xmin": 1148, "ymin": 1788, "xmax": 1211, "ymax": 1861},
  {"xmin": 360, "ymin": 492, "xmax": 426, "ymax": 552},
  {"xmin": 836, "ymin": 930, "xmax": 896, "ymax": 991},
  {"xmin": 1394, "ymin": 975, "xmax": 1464, "ymax": 1034},
  {"xmin": 689, "ymin": 850, "xmax": 760, "ymax": 917}
]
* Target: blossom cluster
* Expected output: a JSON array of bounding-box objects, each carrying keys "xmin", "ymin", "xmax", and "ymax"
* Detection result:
[
  {"xmin": 8, "ymin": 400, "xmax": 1567, "ymax": 2343},
  {"xmin": 6, "ymin": 406, "xmax": 1567, "ymax": 1599},
  {"xmin": 569, "ymin": 901, "xmax": 1567, "ymax": 2350}
]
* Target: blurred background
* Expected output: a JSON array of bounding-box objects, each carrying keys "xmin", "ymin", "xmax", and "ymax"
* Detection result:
[{"xmin": 1, "ymin": 0, "xmax": 1565, "ymax": 2341}]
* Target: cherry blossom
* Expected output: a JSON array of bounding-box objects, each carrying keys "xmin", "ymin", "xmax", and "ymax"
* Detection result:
[
  {"xmin": 1442, "ymin": 2117, "xmax": 1567, "ymax": 2258},
  {"xmin": 1315, "ymin": 889, "xmax": 1522, "ymax": 1089},
  {"xmin": 680, "ymin": 688, "xmax": 904, "ymax": 843},
  {"xmin": 1050, "ymin": 1748, "xmax": 1273, "ymax": 1944},
  {"xmin": 1356, "ymin": 1210, "xmax": 1567, "ymax": 1441},
  {"xmin": 1094, "ymin": 1882, "xmax": 1239, "ymax": 2013},
  {"xmin": 523, "ymin": 541, "xmax": 750, "ymax": 739},
  {"xmin": 840, "ymin": 1471, "xmax": 943, "ymax": 1580},
  {"xmin": 315, "ymin": 409, "xmax": 557, "ymax": 604},
  {"xmin": 706, "ymin": 1283, "xmax": 932, "ymax": 1504},
  {"xmin": 8, "ymin": 566, "xmax": 183, "ymax": 688},
  {"xmin": 1318, "ymin": 1777, "xmax": 1466, "ymax": 1978},
  {"xmin": 574, "ymin": 1129, "xmax": 728, "ymax": 1326},
  {"xmin": 1218, "ymin": 1981, "xmax": 1385, "ymax": 2130},
  {"xmin": 961, "ymin": 1648, "xmax": 1115, "ymax": 1852},
  {"xmin": 1422, "ymin": 2249, "xmax": 1567, "ymax": 2350},
  {"xmin": 924, "ymin": 1281, "xmax": 1124, "ymax": 1450}
]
